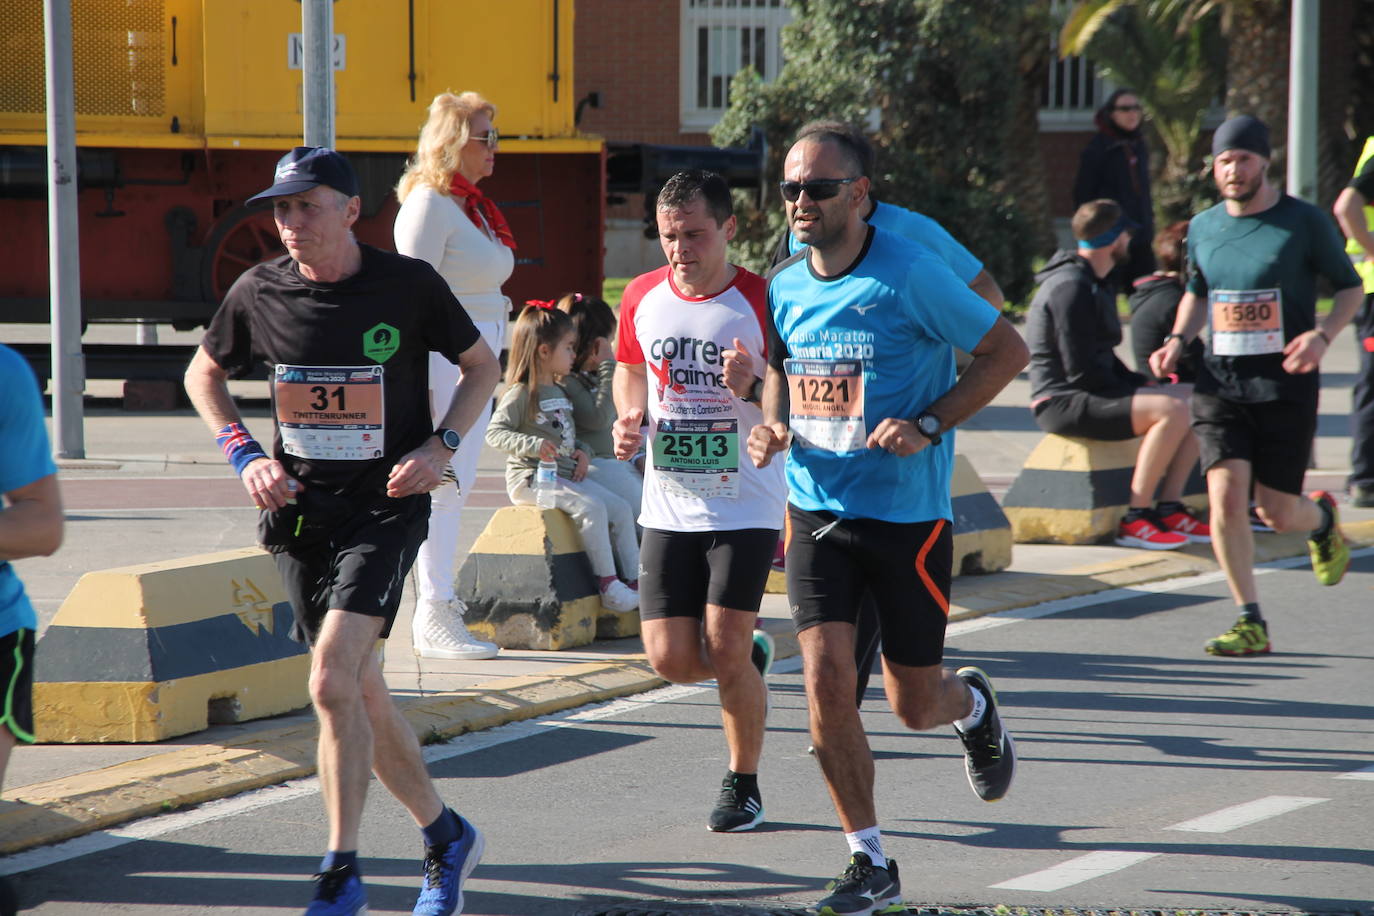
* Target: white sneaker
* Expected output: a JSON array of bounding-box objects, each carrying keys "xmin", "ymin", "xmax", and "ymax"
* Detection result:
[
  {"xmin": 599, "ymin": 579, "xmax": 639, "ymax": 613},
  {"xmin": 412, "ymin": 598, "xmax": 500, "ymax": 660}
]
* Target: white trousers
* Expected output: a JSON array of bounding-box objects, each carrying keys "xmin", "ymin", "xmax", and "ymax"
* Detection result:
[
  {"xmin": 414, "ymin": 319, "xmax": 506, "ymax": 601},
  {"xmin": 509, "ymin": 475, "xmax": 640, "ymax": 580},
  {"xmin": 587, "ymin": 457, "xmax": 644, "ymax": 523}
]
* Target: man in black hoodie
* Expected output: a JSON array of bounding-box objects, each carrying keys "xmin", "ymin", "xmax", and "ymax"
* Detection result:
[{"xmin": 1026, "ymin": 199, "xmax": 1207, "ymax": 549}]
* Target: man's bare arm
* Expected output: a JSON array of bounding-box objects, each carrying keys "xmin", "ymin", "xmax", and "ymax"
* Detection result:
[{"xmin": 0, "ymin": 474, "xmax": 63, "ymax": 561}]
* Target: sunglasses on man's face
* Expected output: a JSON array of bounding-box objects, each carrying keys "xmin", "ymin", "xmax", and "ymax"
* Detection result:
[
  {"xmin": 468, "ymin": 128, "xmax": 500, "ymax": 151},
  {"xmin": 779, "ymin": 177, "xmax": 858, "ymax": 203}
]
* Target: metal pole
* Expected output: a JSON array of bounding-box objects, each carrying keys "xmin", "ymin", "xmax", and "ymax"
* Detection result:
[
  {"xmin": 302, "ymin": 0, "xmax": 335, "ymax": 148},
  {"xmin": 1286, "ymin": 0, "xmax": 1318, "ymax": 203},
  {"xmin": 45, "ymin": 0, "xmax": 84, "ymax": 458}
]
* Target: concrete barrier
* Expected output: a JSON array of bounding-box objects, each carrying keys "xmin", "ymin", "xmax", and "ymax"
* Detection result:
[
  {"xmin": 1002, "ymin": 434, "xmax": 1206, "ymax": 544},
  {"xmin": 33, "ymin": 547, "xmax": 310, "ymax": 743},
  {"xmin": 456, "ymin": 506, "xmax": 636, "ymax": 650},
  {"xmin": 950, "ymin": 453, "xmax": 1013, "ymax": 574}
]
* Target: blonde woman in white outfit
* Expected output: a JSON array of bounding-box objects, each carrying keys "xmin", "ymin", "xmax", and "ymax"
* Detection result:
[{"xmin": 394, "ymin": 91, "xmax": 513, "ymax": 660}]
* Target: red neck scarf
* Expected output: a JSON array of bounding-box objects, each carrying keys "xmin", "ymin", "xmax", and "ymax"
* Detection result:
[{"xmin": 448, "ymin": 173, "xmax": 516, "ymax": 250}]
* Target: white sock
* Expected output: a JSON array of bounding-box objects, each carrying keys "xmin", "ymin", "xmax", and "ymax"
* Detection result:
[
  {"xmin": 953, "ymin": 683, "xmax": 987, "ymax": 733},
  {"xmin": 844, "ymin": 826, "xmax": 886, "ymax": 869}
]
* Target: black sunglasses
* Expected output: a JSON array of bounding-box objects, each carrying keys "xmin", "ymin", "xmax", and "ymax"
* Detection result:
[
  {"xmin": 1113, "ymin": 104, "xmax": 1142, "ymax": 112},
  {"xmin": 468, "ymin": 128, "xmax": 500, "ymax": 151},
  {"xmin": 779, "ymin": 177, "xmax": 858, "ymax": 202}
]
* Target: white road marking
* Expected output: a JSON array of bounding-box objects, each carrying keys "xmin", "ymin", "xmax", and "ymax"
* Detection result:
[
  {"xmin": 1164, "ymin": 795, "xmax": 1328, "ymax": 833},
  {"xmin": 1336, "ymin": 763, "xmax": 1374, "ymax": 780},
  {"xmin": 990, "ymin": 851, "xmax": 1159, "ymax": 891}
]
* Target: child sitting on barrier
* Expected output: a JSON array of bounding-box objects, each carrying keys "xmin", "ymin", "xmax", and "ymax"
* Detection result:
[
  {"xmin": 486, "ymin": 304, "xmax": 640, "ymax": 613},
  {"xmin": 554, "ymin": 292, "xmax": 645, "ymax": 521}
]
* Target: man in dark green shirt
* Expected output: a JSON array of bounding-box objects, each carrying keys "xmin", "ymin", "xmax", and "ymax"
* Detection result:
[{"xmin": 1152, "ymin": 115, "xmax": 1363, "ymax": 658}]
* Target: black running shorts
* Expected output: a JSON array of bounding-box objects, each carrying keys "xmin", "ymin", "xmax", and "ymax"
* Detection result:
[
  {"xmin": 638, "ymin": 527, "xmax": 779, "ymax": 621},
  {"xmin": 785, "ymin": 504, "xmax": 953, "ymax": 668},
  {"xmin": 1033, "ymin": 389, "xmax": 1138, "ymax": 441},
  {"xmin": 1190, "ymin": 391, "xmax": 1317, "ymax": 496},
  {"xmin": 0, "ymin": 627, "xmax": 35, "ymax": 744},
  {"xmin": 273, "ymin": 493, "xmax": 430, "ymax": 644}
]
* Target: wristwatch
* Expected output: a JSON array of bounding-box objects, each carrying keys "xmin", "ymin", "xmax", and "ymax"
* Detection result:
[
  {"xmin": 433, "ymin": 427, "xmax": 461, "ymax": 451},
  {"xmin": 914, "ymin": 411, "xmax": 943, "ymax": 446}
]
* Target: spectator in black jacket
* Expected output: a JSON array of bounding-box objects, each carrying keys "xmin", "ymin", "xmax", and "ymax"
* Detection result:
[
  {"xmin": 1129, "ymin": 220, "xmax": 1203, "ymax": 382},
  {"xmin": 1074, "ymin": 89, "xmax": 1156, "ymax": 288},
  {"xmin": 1027, "ymin": 200, "xmax": 1206, "ymax": 549}
]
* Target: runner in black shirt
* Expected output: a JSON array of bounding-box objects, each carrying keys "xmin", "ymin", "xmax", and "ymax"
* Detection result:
[{"xmin": 185, "ymin": 147, "xmax": 500, "ymax": 916}]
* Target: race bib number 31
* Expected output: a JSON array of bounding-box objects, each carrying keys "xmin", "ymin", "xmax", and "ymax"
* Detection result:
[
  {"xmin": 274, "ymin": 364, "xmax": 385, "ymax": 461},
  {"xmin": 1210, "ymin": 289, "xmax": 1284, "ymax": 356},
  {"xmin": 651, "ymin": 418, "xmax": 739, "ymax": 500},
  {"xmin": 784, "ymin": 358, "xmax": 866, "ymax": 453}
]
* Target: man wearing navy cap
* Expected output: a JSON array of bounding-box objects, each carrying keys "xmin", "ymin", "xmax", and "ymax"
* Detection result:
[
  {"xmin": 1027, "ymin": 198, "xmax": 1208, "ymax": 550},
  {"xmin": 185, "ymin": 147, "xmax": 500, "ymax": 915},
  {"xmin": 1151, "ymin": 115, "xmax": 1364, "ymax": 657}
]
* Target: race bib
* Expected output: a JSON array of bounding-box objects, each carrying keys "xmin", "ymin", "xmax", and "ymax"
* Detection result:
[
  {"xmin": 784, "ymin": 358, "xmax": 865, "ymax": 453},
  {"xmin": 274, "ymin": 364, "xmax": 385, "ymax": 461},
  {"xmin": 651, "ymin": 417, "xmax": 739, "ymax": 500},
  {"xmin": 1209, "ymin": 289, "xmax": 1284, "ymax": 356}
]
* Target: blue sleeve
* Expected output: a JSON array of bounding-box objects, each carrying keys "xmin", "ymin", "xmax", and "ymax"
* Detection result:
[
  {"xmin": 906, "ymin": 214, "xmax": 983, "ymax": 285},
  {"xmin": 904, "ymin": 253, "xmax": 999, "ymax": 354},
  {"xmin": 0, "ymin": 346, "xmax": 56, "ymax": 494}
]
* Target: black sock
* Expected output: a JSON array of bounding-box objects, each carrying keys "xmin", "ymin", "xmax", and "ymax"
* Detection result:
[
  {"xmin": 726, "ymin": 770, "xmax": 758, "ymax": 790},
  {"xmin": 1123, "ymin": 506, "xmax": 1150, "ymax": 521},
  {"xmin": 1156, "ymin": 500, "xmax": 1185, "ymax": 514},
  {"xmin": 320, "ymin": 850, "xmax": 358, "ymax": 874},
  {"xmin": 1311, "ymin": 498, "xmax": 1334, "ymax": 538},
  {"xmin": 421, "ymin": 807, "xmax": 462, "ymax": 848},
  {"xmin": 1239, "ymin": 602, "xmax": 1264, "ymax": 624}
]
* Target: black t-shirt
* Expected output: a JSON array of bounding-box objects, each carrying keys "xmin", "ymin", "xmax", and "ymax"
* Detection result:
[
  {"xmin": 1128, "ymin": 273, "xmax": 1202, "ymax": 383},
  {"xmin": 1349, "ymin": 156, "xmax": 1374, "ymax": 200},
  {"xmin": 202, "ymin": 244, "xmax": 480, "ymax": 496}
]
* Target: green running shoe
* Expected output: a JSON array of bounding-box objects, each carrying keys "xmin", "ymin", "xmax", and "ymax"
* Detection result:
[
  {"xmin": 1204, "ymin": 618, "xmax": 1270, "ymax": 656},
  {"xmin": 1307, "ymin": 491, "xmax": 1350, "ymax": 586}
]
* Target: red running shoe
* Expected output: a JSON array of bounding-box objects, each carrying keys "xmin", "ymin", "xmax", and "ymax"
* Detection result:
[
  {"xmin": 1115, "ymin": 511, "xmax": 1188, "ymax": 550},
  {"xmin": 1155, "ymin": 502, "xmax": 1211, "ymax": 543}
]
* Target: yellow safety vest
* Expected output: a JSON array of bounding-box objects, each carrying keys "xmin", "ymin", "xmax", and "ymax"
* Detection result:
[{"xmin": 1345, "ymin": 136, "xmax": 1374, "ymax": 293}]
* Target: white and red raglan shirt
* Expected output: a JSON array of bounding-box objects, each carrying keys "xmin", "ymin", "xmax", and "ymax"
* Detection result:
[{"xmin": 616, "ymin": 265, "xmax": 786, "ymax": 532}]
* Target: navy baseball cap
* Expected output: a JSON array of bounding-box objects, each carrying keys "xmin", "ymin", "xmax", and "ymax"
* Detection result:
[{"xmin": 247, "ymin": 146, "xmax": 359, "ymax": 203}]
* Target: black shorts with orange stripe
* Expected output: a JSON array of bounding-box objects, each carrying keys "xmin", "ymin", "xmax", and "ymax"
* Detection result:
[{"xmin": 784, "ymin": 503, "xmax": 953, "ymax": 668}]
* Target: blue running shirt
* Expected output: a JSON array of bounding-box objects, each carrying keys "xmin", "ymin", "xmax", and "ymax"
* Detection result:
[
  {"xmin": 767, "ymin": 227, "xmax": 998, "ymax": 523},
  {"xmin": 0, "ymin": 344, "xmax": 57, "ymax": 636},
  {"xmin": 787, "ymin": 200, "xmax": 984, "ymax": 285}
]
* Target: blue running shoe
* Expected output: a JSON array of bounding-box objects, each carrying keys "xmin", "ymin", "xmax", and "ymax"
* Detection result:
[
  {"xmin": 305, "ymin": 864, "xmax": 367, "ymax": 915},
  {"xmin": 413, "ymin": 812, "xmax": 484, "ymax": 916}
]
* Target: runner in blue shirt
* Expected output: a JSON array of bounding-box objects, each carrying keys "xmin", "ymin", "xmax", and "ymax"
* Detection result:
[
  {"xmin": 0, "ymin": 343, "xmax": 64, "ymax": 914},
  {"xmin": 749, "ymin": 126, "xmax": 1029, "ymax": 916}
]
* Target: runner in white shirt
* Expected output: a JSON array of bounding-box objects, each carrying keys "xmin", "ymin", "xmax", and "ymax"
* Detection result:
[{"xmin": 613, "ymin": 170, "xmax": 786, "ymax": 832}]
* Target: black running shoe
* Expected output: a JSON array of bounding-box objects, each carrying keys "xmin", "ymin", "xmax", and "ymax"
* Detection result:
[
  {"xmin": 0, "ymin": 875, "xmax": 18, "ymax": 916},
  {"xmin": 955, "ymin": 666, "xmax": 1016, "ymax": 802},
  {"xmin": 706, "ymin": 772, "xmax": 763, "ymax": 832},
  {"xmin": 814, "ymin": 852, "xmax": 902, "ymax": 915}
]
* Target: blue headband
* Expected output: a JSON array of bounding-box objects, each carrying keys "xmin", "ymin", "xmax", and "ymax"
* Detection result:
[{"xmin": 1077, "ymin": 217, "xmax": 1132, "ymax": 250}]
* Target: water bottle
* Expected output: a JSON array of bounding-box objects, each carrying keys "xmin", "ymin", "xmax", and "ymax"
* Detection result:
[{"xmin": 535, "ymin": 458, "xmax": 558, "ymax": 509}]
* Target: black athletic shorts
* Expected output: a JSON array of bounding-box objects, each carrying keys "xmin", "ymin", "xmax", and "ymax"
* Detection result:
[
  {"xmin": 0, "ymin": 628, "xmax": 35, "ymax": 744},
  {"xmin": 1190, "ymin": 391, "xmax": 1317, "ymax": 495},
  {"xmin": 1033, "ymin": 389, "xmax": 1139, "ymax": 441},
  {"xmin": 785, "ymin": 504, "xmax": 952, "ymax": 668},
  {"xmin": 273, "ymin": 493, "xmax": 430, "ymax": 645},
  {"xmin": 638, "ymin": 527, "xmax": 778, "ymax": 621}
]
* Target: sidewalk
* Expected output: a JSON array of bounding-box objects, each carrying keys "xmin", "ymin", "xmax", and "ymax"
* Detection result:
[{"xmin": 3, "ymin": 320, "xmax": 1372, "ymax": 856}]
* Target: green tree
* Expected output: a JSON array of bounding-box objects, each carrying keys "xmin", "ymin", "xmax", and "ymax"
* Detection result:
[
  {"xmin": 1059, "ymin": 0, "xmax": 1227, "ymax": 221},
  {"xmin": 711, "ymin": 0, "xmax": 1047, "ymax": 306}
]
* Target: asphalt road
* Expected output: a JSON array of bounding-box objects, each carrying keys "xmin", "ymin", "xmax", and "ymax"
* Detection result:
[{"xmin": 5, "ymin": 550, "xmax": 1371, "ymax": 915}]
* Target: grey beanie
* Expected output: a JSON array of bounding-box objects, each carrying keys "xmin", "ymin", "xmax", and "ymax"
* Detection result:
[{"xmin": 1211, "ymin": 115, "xmax": 1271, "ymax": 159}]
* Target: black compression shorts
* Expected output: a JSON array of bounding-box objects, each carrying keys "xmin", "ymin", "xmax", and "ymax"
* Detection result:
[{"xmin": 784, "ymin": 504, "xmax": 952, "ymax": 668}]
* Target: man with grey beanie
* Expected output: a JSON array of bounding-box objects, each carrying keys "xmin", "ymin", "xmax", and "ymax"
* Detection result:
[{"xmin": 1150, "ymin": 115, "xmax": 1364, "ymax": 657}]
